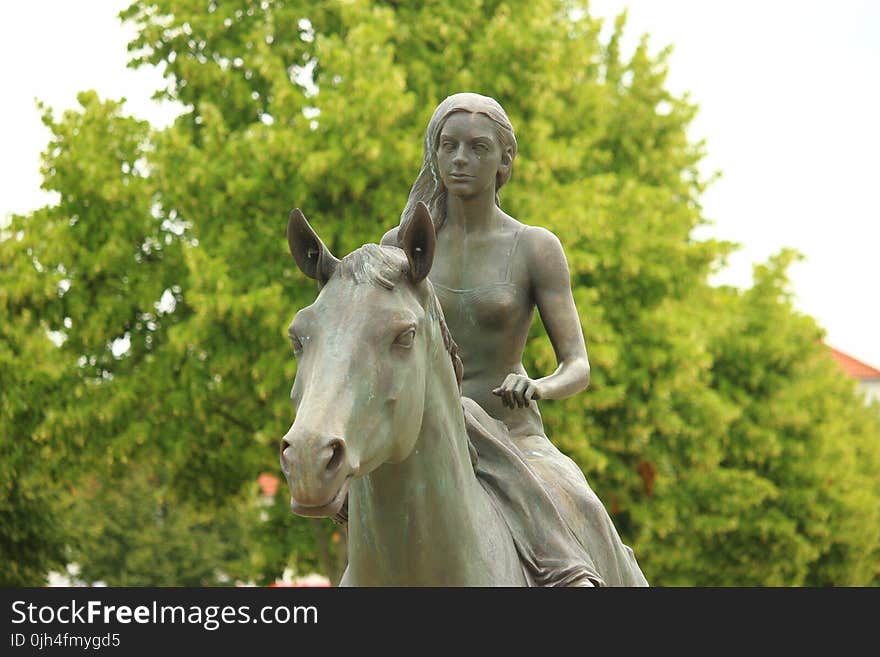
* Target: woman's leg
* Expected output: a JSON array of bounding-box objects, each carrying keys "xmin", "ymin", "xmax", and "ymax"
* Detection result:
[{"xmin": 512, "ymin": 434, "xmax": 649, "ymax": 587}]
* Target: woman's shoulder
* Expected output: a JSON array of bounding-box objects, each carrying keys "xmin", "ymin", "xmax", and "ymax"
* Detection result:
[
  {"xmin": 502, "ymin": 217, "xmax": 566, "ymax": 265},
  {"xmin": 504, "ymin": 219, "xmax": 570, "ymax": 286},
  {"xmin": 499, "ymin": 211, "xmax": 562, "ymax": 247},
  {"xmin": 522, "ymin": 224, "xmax": 564, "ymax": 252}
]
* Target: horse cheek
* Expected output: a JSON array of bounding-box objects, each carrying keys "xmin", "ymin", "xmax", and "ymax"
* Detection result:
[{"xmin": 385, "ymin": 352, "xmax": 427, "ymax": 464}]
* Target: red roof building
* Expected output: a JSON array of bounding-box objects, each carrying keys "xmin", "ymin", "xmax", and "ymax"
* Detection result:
[
  {"xmin": 828, "ymin": 346, "xmax": 880, "ymax": 406},
  {"xmin": 828, "ymin": 346, "xmax": 880, "ymax": 380}
]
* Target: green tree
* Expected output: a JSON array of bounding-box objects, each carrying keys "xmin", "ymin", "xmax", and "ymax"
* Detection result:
[
  {"xmin": 701, "ymin": 253, "xmax": 880, "ymax": 585},
  {"xmin": 1, "ymin": 95, "xmax": 168, "ymax": 584},
  {"xmin": 3, "ymin": 0, "xmax": 878, "ymax": 585},
  {"xmin": 65, "ymin": 466, "xmax": 248, "ymax": 586},
  {"xmin": 0, "ymin": 304, "xmax": 72, "ymax": 585}
]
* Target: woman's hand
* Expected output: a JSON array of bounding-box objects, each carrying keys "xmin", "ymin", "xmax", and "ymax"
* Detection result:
[{"xmin": 492, "ymin": 374, "xmax": 542, "ymax": 409}]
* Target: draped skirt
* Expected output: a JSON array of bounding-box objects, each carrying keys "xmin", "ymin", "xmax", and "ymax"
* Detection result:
[{"xmin": 462, "ymin": 397, "xmax": 648, "ymax": 587}]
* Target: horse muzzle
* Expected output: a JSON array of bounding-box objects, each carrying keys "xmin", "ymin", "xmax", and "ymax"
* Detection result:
[{"xmin": 280, "ymin": 429, "xmax": 353, "ymax": 518}]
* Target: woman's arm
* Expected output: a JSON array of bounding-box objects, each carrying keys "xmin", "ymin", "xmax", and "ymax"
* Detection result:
[
  {"xmin": 494, "ymin": 226, "xmax": 590, "ymax": 408},
  {"xmin": 529, "ymin": 226, "xmax": 590, "ymax": 398}
]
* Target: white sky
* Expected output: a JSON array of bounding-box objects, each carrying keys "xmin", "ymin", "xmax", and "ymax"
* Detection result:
[
  {"xmin": 590, "ymin": 0, "xmax": 880, "ymax": 369},
  {"xmin": 2, "ymin": 1, "xmax": 878, "ymax": 368}
]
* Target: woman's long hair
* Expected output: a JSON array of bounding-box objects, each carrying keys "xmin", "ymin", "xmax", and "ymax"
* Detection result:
[{"xmin": 399, "ymin": 93, "xmax": 518, "ymax": 234}]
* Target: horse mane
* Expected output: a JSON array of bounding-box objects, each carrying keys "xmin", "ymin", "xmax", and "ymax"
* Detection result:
[{"xmin": 337, "ymin": 244, "xmax": 464, "ymax": 390}]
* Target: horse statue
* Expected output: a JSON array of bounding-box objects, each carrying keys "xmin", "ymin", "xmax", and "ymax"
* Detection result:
[{"xmin": 280, "ymin": 203, "xmax": 612, "ymax": 586}]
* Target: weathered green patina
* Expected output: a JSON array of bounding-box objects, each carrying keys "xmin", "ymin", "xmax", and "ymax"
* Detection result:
[{"xmin": 280, "ymin": 93, "xmax": 647, "ymax": 586}]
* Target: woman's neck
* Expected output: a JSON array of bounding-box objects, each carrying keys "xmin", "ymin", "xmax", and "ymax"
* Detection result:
[{"xmin": 445, "ymin": 188, "xmax": 499, "ymax": 234}]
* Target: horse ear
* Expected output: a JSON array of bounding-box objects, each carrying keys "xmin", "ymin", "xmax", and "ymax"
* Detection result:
[
  {"xmin": 287, "ymin": 208, "xmax": 339, "ymax": 288},
  {"xmin": 399, "ymin": 202, "xmax": 436, "ymax": 284}
]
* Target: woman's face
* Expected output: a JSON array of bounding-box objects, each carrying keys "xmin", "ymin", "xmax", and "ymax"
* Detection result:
[{"xmin": 436, "ymin": 112, "xmax": 506, "ymax": 200}]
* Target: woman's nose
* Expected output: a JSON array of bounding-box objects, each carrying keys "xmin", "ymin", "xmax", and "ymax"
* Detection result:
[{"xmin": 452, "ymin": 146, "xmax": 467, "ymax": 166}]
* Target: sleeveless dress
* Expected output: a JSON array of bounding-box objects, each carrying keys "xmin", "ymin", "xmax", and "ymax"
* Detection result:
[{"xmin": 433, "ymin": 226, "xmax": 648, "ymax": 587}]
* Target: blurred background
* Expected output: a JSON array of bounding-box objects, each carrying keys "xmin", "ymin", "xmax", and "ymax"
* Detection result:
[{"xmin": 2, "ymin": 0, "xmax": 878, "ymax": 586}]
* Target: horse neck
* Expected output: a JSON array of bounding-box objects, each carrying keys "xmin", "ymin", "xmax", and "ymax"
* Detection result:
[{"xmin": 347, "ymin": 334, "xmax": 498, "ymax": 584}]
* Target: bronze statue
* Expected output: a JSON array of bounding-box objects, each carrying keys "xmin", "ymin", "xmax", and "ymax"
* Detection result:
[
  {"xmin": 284, "ymin": 204, "xmax": 598, "ymax": 585},
  {"xmin": 281, "ymin": 93, "xmax": 647, "ymax": 586},
  {"xmin": 384, "ymin": 93, "xmax": 646, "ymax": 585}
]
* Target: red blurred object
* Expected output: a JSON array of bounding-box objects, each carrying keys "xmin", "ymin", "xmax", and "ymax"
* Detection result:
[{"xmin": 257, "ymin": 472, "xmax": 281, "ymax": 497}]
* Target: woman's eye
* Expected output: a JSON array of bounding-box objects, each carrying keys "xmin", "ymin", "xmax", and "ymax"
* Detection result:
[
  {"xmin": 474, "ymin": 143, "xmax": 488, "ymax": 152},
  {"xmin": 394, "ymin": 328, "xmax": 415, "ymax": 348},
  {"xmin": 290, "ymin": 334, "xmax": 303, "ymax": 355},
  {"xmin": 442, "ymin": 142, "xmax": 455, "ymax": 152}
]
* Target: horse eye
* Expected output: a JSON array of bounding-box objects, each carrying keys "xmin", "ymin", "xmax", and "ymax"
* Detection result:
[{"xmin": 394, "ymin": 328, "xmax": 415, "ymax": 348}]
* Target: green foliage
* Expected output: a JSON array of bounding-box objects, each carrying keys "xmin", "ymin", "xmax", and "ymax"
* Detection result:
[
  {"xmin": 702, "ymin": 253, "xmax": 880, "ymax": 585},
  {"xmin": 65, "ymin": 466, "xmax": 248, "ymax": 586},
  {"xmin": 0, "ymin": 292, "xmax": 71, "ymax": 585},
  {"xmin": 59, "ymin": 462, "xmax": 331, "ymax": 586},
  {"xmin": 3, "ymin": 0, "xmax": 878, "ymax": 585}
]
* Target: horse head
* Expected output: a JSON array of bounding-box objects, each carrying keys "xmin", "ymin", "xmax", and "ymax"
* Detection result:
[{"xmin": 280, "ymin": 203, "xmax": 444, "ymax": 518}]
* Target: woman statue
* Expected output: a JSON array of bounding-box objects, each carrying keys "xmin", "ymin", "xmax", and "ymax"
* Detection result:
[{"xmin": 382, "ymin": 92, "xmax": 647, "ymax": 586}]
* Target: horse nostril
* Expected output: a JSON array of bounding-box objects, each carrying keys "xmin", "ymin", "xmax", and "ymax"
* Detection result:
[
  {"xmin": 325, "ymin": 439, "xmax": 346, "ymax": 474},
  {"xmin": 280, "ymin": 438, "xmax": 294, "ymax": 474}
]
